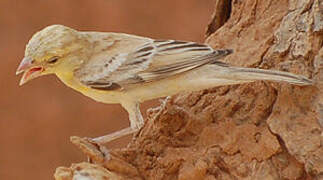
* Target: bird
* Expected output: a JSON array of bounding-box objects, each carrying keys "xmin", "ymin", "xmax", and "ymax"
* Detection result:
[{"xmin": 16, "ymin": 25, "xmax": 312, "ymax": 144}]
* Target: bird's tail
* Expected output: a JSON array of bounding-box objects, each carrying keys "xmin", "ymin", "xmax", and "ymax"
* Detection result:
[{"xmin": 222, "ymin": 67, "xmax": 312, "ymax": 85}]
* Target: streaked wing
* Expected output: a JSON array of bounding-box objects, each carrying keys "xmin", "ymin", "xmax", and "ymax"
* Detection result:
[
  {"xmin": 137, "ymin": 40, "xmax": 231, "ymax": 82},
  {"xmin": 77, "ymin": 39, "xmax": 232, "ymax": 90}
]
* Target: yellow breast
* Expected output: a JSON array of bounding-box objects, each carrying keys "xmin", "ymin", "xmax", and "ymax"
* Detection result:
[{"xmin": 55, "ymin": 71, "xmax": 122, "ymax": 104}]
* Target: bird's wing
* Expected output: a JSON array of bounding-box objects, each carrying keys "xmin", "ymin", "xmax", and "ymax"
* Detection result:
[{"xmin": 76, "ymin": 39, "xmax": 231, "ymax": 90}]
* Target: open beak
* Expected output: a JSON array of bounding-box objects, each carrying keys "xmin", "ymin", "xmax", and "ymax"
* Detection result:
[{"xmin": 16, "ymin": 57, "xmax": 44, "ymax": 86}]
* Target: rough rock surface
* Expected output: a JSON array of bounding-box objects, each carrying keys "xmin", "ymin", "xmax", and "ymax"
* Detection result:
[{"xmin": 54, "ymin": 0, "xmax": 322, "ymax": 179}]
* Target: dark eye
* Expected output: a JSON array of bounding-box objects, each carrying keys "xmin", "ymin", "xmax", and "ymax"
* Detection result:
[{"xmin": 48, "ymin": 56, "xmax": 59, "ymax": 64}]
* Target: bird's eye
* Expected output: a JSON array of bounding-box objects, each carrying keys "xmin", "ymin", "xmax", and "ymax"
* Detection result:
[{"xmin": 48, "ymin": 56, "xmax": 59, "ymax": 64}]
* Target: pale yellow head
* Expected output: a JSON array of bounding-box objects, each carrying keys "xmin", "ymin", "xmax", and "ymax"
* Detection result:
[{"xmin": 16, "ymin": 25, "xmax": 89, "ymax": 85}]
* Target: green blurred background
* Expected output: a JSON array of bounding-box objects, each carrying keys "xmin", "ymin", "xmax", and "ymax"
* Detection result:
[{"xmin": 0, "ymin": 0, "xmax": 214, "ymax": 179}]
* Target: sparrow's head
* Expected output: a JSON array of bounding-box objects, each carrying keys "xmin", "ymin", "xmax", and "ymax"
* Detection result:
[{"xmin": 16, "ymin": 24, "xmax": 88, "ymax": 85}]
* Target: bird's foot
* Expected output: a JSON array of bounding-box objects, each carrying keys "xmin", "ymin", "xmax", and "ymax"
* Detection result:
[{"xmin": 70, "ymin": 136, "xmax": 111, "ymax": 162}]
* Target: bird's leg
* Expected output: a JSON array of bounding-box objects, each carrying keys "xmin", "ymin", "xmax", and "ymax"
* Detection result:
[
  {"xmin": 126, "ymin": 102, "xmax": 144, "ymax": 130},
  {"xmin": 92, "ymin": 127, "xmax": 138, "ymax": 144},
  {"xmin": 93, "ymin": 101, "xmax": 144, "ymax": 144}
]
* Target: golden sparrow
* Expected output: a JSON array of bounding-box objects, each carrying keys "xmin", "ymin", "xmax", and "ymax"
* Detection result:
[{"xmin": 16, "ymin": 25, "xmax": 312, "ymax": 143}]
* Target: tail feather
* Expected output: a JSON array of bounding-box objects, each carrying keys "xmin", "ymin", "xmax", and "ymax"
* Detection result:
[{"xmin": 224, "ymin": 67, "xmax": 312, "ymax": 85}]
